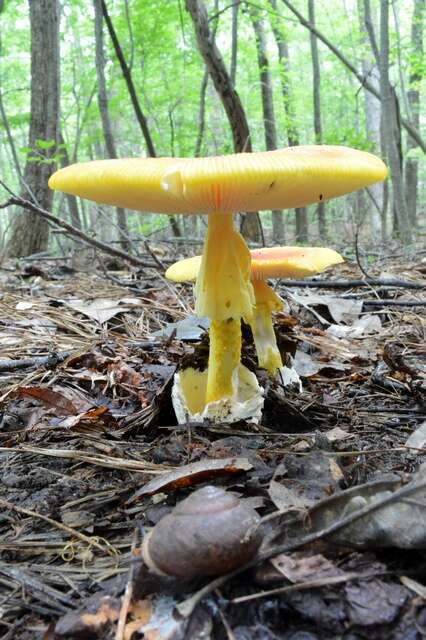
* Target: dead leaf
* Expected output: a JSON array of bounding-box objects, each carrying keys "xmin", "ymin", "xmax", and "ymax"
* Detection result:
[
  {"xmin": 307, "ymin": 464, "xmax": 426, "ymax": 549},
  {"xmin": 405, "ymin": 421, "xmax": 426, "ymax": 449},
  {"xmin": 325, "ymin": 427, "xmax": 353, "ymax": 442},
  {"xmin": 128, "ymin": 457, "xmax": 253, "ymax": 502},
  {"xmin": 293, "ymin": 350, "xmax": 348, "ymax": 377},
  {"xmin": 270, "ymin": 552, "xmax": 345, "ymax": 583},
  {"xmin": 63, "ymin": 298, "xmax": 130, "ymax": 324},
  {"xmin": 291, "ymin": 292, "xmax": 363, "ymax": 324},
  {"xmin": 268, "ymin": 479, "xmax": 314, "ymax": 511},
  {"xmin": 346, "ymin": 580, "xmax": 408, "ymax": 626},
  {"xmin": 54, "ymin": 595, "xmax": 120, "ymax": 638},
  {"xmin": 326, "ymin": 314, "xmax": 382, "ymax": 338},
  {"xmin": 18, "ymin": 386, "xmax": 80, "ymax": 415},
  {"xmin": 154, "ymin": 315, "xmax": 210, "ymax": 340}
]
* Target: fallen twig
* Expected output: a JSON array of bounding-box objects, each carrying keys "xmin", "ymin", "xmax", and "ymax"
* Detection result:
[
  {"xmin": 361, "ymin": 299, "xmax": 426, "ymax": 307},
  {"xmin": 0, "ymin": 350, "xmax": 72, "ymax": 372},
  {"xmin": 0, "ymin": 188, "xmax": 164, "ymax": 270},
  {"xmin": 279, "ymin": 278, "xmax": 425, "ymax": 290}
]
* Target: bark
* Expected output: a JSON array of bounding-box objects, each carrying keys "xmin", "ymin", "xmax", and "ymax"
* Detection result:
[
  {"xmin": 379, "ymin": 0, "xmax": 411, "ymax": 243},
  {"xmin": 58, "ymin": 132, "xmax": 81, "ymax": 229},
  {"xmin": 249, "ymin": 6, "xmax": 284, "ymax": 243},
  {"xmin": 268, "ymin": 0, "xmax": 306, "ymax": 243},
  {"xmin": 358, "ymin": 0, "xmax": 384, "ymax": 236},
  {"xmin": 7, "ymin": 0, "xmax": 60, "ymax": 257},
  {"xmin": 185, "ymin": 0, "xmax": 260, "ymax": 242},
  {"xmin": 279, "ymin": 0, "xmax": 426, "ymax": 154},
  {"xmin": 308, "ymin": 0, "xmax": 325, "ymax": 240},
  {"xmin": 194, "ymin": 69, "xmax": 209, "ymax": 156},
  {"xmin": 405, "ymin": 0, "xmax": 424, "ymax": 225},
  {"xmin": 93, "ymin": 0, "xmax": 129, "ymax": 252}
]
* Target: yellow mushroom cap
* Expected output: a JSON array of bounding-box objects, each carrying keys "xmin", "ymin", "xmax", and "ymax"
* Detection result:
[
  {"xmin": 49, "ymin": 146, "xmax": 387, "ymax": 215},
  {"xmin": 249, "ymin": 246, "xmax": 344, "ymax": 280},
  {"xmin": 165, "ymin": 246, "xmax": 343, "ymax": 282}
]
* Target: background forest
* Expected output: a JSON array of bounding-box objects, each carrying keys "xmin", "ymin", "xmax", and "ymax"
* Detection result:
[{"xmin": 0, "ymin": 0, "xmax": 424, "ymax": 259}]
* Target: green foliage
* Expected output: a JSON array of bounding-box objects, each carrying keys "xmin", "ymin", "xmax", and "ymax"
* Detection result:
[{"xmin": 0, "ymin": 0, "xmax": 424, "ymax": 244}]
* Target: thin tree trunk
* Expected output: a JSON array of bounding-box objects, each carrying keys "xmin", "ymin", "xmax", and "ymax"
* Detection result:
[
  {"xmin": 93, "ymin": 0, "xmax": 129, "ymax": 252},
  {"xmin": 405, "ymin": 0, "xmax": 424, "ymax": 226},
  {"xmin": 7, "ymin": 0, "xmax": 60, "ymax": 257},
  {"xmin": 250, "ymin": 6, "xmax": 284, "ymax": 243},
  {"xmin": 230, "ymin": 0, "xmax": 239, "ymax": 86},
  {"xmin": 101, "ymin": 0, "xmax": 155, "ymax": 157},
  {"xmin": 379, "ymin": 0, "xmax": 411, "ymax": 243},
  {"xmin": 269, "ymin": 0, "xmax": 306, "ymax": 244},
  {"xmin": 358, "ymin": 0, "xmax": 384, "ymax": 237},
  {"xmin": 279, "ymin": 0, "xmax": 426, "ymax": 155},
  {"xmin": 100, "ymin": 0, "xmax": 180, "ymax": 238},
  {"xmin": 194, "ymin": 69, "xmax": 209, "ymax": 157},
  {"xmin": 185, "ymin": 0, "xmax": 261, "ymax": 242},
  {"xmin": 308, "ymin": 0, "xmax": 325, "ymax": 240},
  {"xmin": 0, "ymin": 9, "xmax": 23, "ymax": 185},
  {"xmin": 59, "ymin": 132, "xmax": 81, "ymax": 229}
]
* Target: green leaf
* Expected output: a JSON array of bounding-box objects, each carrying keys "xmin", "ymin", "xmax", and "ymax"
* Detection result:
[{"xmin": 35, "ymin": 138, "xmax": 56, "ymax": 149}]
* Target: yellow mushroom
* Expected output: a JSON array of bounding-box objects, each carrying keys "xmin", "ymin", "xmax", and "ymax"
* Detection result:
[
  {"xmin": 166, "ymin": 246, "xmax": 343, "ymax": 376},
  {"xmin": 49, "ymin": 146, "xmax": 387, "ymax": 422}
]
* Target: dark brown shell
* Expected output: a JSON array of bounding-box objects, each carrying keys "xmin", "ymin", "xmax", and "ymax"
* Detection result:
[{"xmin": 141, "ymin": 485, "xmax": 261, "ymax": 578}]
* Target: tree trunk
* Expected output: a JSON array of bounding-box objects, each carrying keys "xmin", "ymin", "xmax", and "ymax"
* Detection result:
[
  {"xmin": 280, "ymin": 0, "xmax": 426, "ymax": 155},
  {"xmin": 230, "ymin": 0, "xmax": 239, "ymax": 86},
  {"xmin": 100, "ymin": 0, "xmax": 181, "ymax": 238},
  {"xmin": 250, "ymin": 5, "xmax": 284, "ymax": 243},
  {"xmin": 405, "ymin": 0, "xmax": 424, "ymax": 226},
  {"xmin": 379, "ymin": 0, "xmax": 411, "ymax": 243},
  {"xmin": 185, "ymin": 0, "xmax": 261, "ymax": 242},
  {"xmin": 7, "ymin": 0, "xmax": 60, "ymax": 257},
  {"xmin": 308, "ymin": 0, "xmax": 325, "ymax": 240},
  {"xmin": 59, "ymin": 132, "xmax": 81, "ymax": 229},
  {"xmin": 358, "ymin": 0, "xmax": 385, "ymax": 237},
  {"xmin": 269, "ymin": 0, "xmax": 306, "ymax": 243},
  {"xmin": 93, "ymin": 0, "xmax": 129, "ymax": 252}
]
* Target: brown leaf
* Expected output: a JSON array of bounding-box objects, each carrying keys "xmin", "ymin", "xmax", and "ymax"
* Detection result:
[
  {"xmin": 128, "ymin": 457, "xmax": 253, "ymax": 502},
  {"xmin": 54, "ymin": 595, "xmax": 120, "ymax": 638},
  {"xmin": 18, "ymin": 386, "xmax": 78, "ymax": 415}
]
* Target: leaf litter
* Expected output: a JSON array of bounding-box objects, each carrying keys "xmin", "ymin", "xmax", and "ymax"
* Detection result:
[{"xmin": 0, "ymin": 252, "xmax": 425, "ymax": 639}]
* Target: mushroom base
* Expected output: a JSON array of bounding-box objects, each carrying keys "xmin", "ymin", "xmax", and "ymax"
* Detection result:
[{"xmin": 172, "ymin": 364, "xmax": 264, "ymax": 424}]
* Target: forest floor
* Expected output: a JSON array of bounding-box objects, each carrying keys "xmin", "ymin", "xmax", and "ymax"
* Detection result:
[{"xmin": 0, "ymin": 243, "xmax": 425, "ymax": 640}]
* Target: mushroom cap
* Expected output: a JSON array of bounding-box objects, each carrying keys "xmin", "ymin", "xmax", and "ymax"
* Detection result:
[
  {"xmin": 165, "ymin": 246, "xmax": 344, "ymax": 282},
  {"xmin": 49, "ymin": 146, "xmax": 387, "ymax": 215}
]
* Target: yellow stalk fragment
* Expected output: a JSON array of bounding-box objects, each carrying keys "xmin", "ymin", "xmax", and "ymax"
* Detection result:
[
  {"xmin": 205, "ymin": 318, "xmax": 241, "ymax": 404},
  {"xmin": 250, "ymin": 280, "xmax": 284, "ymax": 375}
]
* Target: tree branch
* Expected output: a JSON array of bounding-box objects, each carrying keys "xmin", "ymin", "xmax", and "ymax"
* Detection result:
[
  {"xmin": 279, "ymin": 0, "xmax": 426, "ymax": 154},
  {"xmin": 0, "ymin": 187, "xmax": 166, "ymax": 270}
]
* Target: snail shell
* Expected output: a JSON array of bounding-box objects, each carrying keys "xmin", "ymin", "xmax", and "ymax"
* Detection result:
[{"xmin": 141, "ymin": 485, "xmax": 262, "ymax": 578}]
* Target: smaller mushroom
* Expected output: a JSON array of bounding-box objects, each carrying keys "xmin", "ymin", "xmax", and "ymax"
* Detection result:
[
  {"xmin": 141, "ymin": 486, "xmax": 261, "ymax": 578},
  {"xmin": 166, "ymin": 246, "xmax": 343, "ymax": 378}
]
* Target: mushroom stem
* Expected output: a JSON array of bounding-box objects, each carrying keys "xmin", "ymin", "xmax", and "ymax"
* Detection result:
[
  {"xmin": 206, "ymin": 319, "xmax": 241, "ymax": 403},
  {"xmin": 194, "ymin": 212, "xmax": 254, "ymax": 406},
  {"xmin": 195, "ymin": 213, "xmax": 253, "ymax": 321},
  {"xmin": 249, "ymin": 280, "xmax": 284, "ymax": 375}
]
